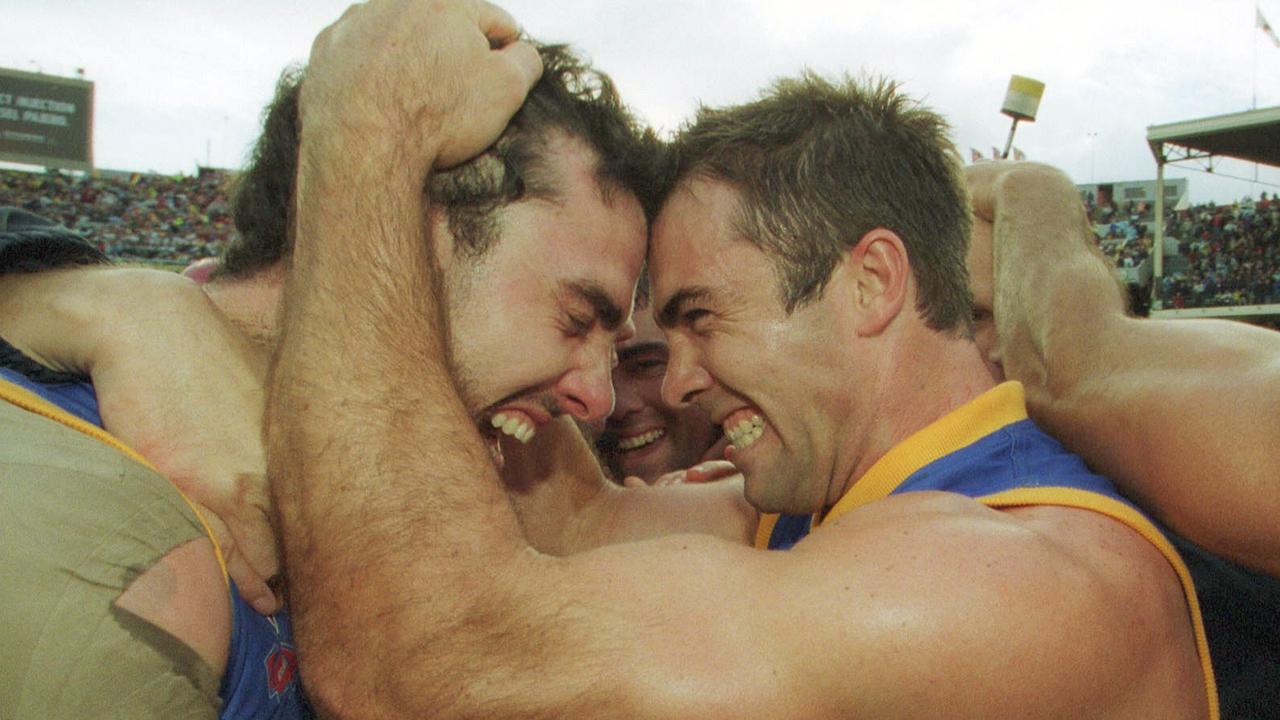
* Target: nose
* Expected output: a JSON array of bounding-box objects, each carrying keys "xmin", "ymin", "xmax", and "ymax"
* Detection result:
[
  {"xmin": 609, "ymin": 367, "xmax": 645, "ymax": 421},
  {"xmin": 555, "ymin": 342, "xmax": 618, "ymax": 423},
  {"xmin": 661, "ymin": 336, "xmax": 712, "ymax": 408}
]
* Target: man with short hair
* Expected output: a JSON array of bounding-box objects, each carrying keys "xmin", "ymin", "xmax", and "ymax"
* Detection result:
[{"xmin": 268, "ymin": 4, "xmax": 1216, "ymax": 717}]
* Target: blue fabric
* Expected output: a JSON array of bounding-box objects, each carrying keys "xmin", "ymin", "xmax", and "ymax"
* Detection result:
[
  {"xmin": 891, "ymin": 418, "xmax": 1126, "ymax": 501},
  {"xmin": 768, "ymin": 418, "xmax": 1132, "ymax": 550},
  {"xmin": 0, "ymin": 367, "xmax": 102, "ymax": 426},
  {"xmin": 5, "ymin": 372, "xmax": 310, "ymax": 719},
  {"xmin": 219, "ymin": 584, "xmax": 306, "ymax": 719}
]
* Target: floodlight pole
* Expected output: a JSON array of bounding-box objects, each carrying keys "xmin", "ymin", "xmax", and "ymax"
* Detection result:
[
  {"xmin": 1153, "ymin": 152, "xmax": 1166, "ymax": 310},
  {"xmin": 999, "ymin": 75, "xmax": 1044, "ymax": 161},
  {"xmin": 1001, "ymin": 117, "xmax": 1020, "ymax": 159}
]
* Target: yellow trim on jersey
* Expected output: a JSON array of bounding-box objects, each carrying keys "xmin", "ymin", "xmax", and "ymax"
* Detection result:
[
  {"xmin": 980, "ymin": 487, "xmax": 1219, "ymax": 720},
  {"xmin": 0, "ymin": 378, "xmax": 231, "ymax": 587},
  {"xmin": 754, "ymin": 513, "xmax": 780, "ymax": 550},
  {"xmin": 818, "ymin": 382, "xmax": 1028, "ymax": 528}
]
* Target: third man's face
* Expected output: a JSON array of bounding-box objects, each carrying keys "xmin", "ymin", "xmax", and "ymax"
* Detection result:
[{"xmin": 602, "ymin": 308, "xmax": 724, "ymax": 482}]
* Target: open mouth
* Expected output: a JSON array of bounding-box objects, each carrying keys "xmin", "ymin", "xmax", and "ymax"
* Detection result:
[
  {"xmin": 490, "ymin": 410, "xmax": 538, "ymax": 443},
  {"xmin": 722, "ymin": 408, "xmax": 766, "ymax": 453},
  {"xmin": 481, "ymin": 408, "xmax": 543, "ymax": 470},
  {"xmin": 699, "ymin": 426, "xmax": 731, "ymax": 463},
  {"xmin": 616, "ymin": 427, "xmax": 665, "ymax": 452}
]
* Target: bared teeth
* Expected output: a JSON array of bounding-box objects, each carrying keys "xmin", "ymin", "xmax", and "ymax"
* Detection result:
[
  {"xmin": 486, "ymin": 435, "xmax": 505, "ymax": 469},
  {"xmin": 490, "ymin": 411, "xmax": 536, "ymax": 443},
  {"xmin": 725, "ymin": 414, "xmax": 764, "ymax": 450},
  {"xmin": 617, "ymin": 428, "xmax": 664, "ymax": 451}
]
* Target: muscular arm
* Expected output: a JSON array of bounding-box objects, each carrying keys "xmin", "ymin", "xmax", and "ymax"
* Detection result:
[{"xmin": 976, "ymin": 162, "xmax": 1280, "ymax": 576}]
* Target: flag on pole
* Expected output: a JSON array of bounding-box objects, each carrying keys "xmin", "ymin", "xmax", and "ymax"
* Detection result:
[
  {"xmin": 1259, "ymin": 8, "xmax": 1280, "ymax": 47},
  {"xmin": 970, "ymin": 147, "xmax": 983, "ymax": 163}
]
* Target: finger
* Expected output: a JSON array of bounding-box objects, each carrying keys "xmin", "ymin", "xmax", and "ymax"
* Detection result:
[
  {"xmin": 474, "ymin": 0, "xmax": 523, "ymax": 48},
  {"xmin": 963, "ymin": 166, "xmax": 998, "ymax": 222},
  {"xmin": 685, "ymin": 461, "xmax": 738, "ymax": 484},
  {"xmin": 493, "ymin": 39, "xmax": 543, "ymax": 96},
  {"xmin": 655, "ymin": 470, "xmax": 687, "ymax": 486},
  {"xmin": 203, "ymin": 512, "xmax": 282, "ymax": 615},
  {"xmin": 225, "ymin": 550, "xmax": 283, "ymax": 615},
  {"xmin": 622, "ymin": 475, "xmax": 647, "ymax": 488}
]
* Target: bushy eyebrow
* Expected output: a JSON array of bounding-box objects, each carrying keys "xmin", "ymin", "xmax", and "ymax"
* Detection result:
[
  {"xmin": 657, "ymin": 287, "xmax": 714, "ymax": 329},
  {"xmin": 561, "ymin": 280, "xmax": 626, "ymax": 331}
]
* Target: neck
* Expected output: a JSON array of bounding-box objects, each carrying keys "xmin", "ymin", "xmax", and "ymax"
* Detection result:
[
  {"xmin": 201, "ymin": 266, "xmax": 284, "ymax": 351},
  {"xmin": 831, "ymin": 323, "xmax": 996, "ymax": 507}
]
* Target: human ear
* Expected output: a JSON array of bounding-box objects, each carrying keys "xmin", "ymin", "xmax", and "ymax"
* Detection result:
[{"xmin": 844, "ymin": 228, "xmax": 909, "ymax": 337}]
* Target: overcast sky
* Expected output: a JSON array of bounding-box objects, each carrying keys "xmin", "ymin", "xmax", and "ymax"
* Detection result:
[{"xmin": 6, "ymin": 0, "xmax": 1280, "ymax": 204}]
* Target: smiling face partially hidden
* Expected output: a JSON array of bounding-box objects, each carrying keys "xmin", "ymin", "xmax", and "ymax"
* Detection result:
[
  {"xmin": 437, "ymin": 135, "xmax": 647, "ymax": 467},
  {"xmin": 649, "ymin": 178, "xmax": 863, "ymax": 514},
  {"xmin": 600, "ymin": 307, "xmax": 725, "ymax": 483}
]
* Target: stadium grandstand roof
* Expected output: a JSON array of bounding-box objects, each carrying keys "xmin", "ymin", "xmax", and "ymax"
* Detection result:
[{"xmin": 1147, "ymin": 105, "xmax": 1280, "ymax": 168}]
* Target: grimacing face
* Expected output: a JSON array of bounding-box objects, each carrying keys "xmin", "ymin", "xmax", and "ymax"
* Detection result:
[
  {"xmin": 601, "ymin": 307, "xmax": 725, "ymax": 482},
  {"xmin": 649, "ymin": 178, "xmax": 863, "ymax": 514},
  {"xmin": 438, "ymin": 134, "xmax": 646, "ymax": 464}
]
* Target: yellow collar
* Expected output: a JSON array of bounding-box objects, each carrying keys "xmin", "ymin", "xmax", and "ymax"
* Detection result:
[{"xmin": 819, "ymin": 381, "xmax": 1028, "ymax": 528}]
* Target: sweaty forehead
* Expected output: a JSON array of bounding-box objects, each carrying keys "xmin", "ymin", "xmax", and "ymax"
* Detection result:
[{"xmin": 649, "ymin": 178, "xmax": 744, "ymax": 302}]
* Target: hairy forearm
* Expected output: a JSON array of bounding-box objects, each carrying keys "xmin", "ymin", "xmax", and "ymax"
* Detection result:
[
  {"xmin": 268, "ymin": 139, "xmax": 529, "ymax": 713},
  {"xmin": 988, "ymin": 165, "xmax": 1280, "ymax": 574}
]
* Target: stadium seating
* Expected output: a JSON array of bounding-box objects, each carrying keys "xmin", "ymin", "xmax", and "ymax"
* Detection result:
[
  {"xmin": 1087, "ymin": 192, "xmax": 1280, "ymax": 310},
  {"xmin": 0, "ymin": 167, "xmax": 232, "ymax": 266}
]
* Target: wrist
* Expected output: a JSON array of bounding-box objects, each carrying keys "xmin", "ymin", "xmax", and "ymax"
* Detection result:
[{"xmin": 297, "ymin": 114, "xmax": 441, "ymax": 193}]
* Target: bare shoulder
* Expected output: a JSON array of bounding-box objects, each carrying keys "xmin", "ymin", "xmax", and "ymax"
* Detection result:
[
  {"xmin": 113, "ymin": 536, "xmax": 233, "ymax": 677},
  {"xmin": 789, "ymin": 491, "xmax": 1208, "ymax": 718}
]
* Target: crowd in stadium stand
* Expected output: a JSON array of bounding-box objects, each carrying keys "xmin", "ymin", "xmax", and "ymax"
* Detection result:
[
  {"xmin": 1087, "ymin": 191, "xmax": 1280, "ymax": 310},
  {"xmin": 0, "ymin": 167, "xmax": 232, "ymax": 266},
  {"xmin": 1160, "ymin": 196, "xmax": 1280, "ymax": 309},
  {"xmin": 2, "ymin": 165, "xmax": 1278, "ymax": 311}
]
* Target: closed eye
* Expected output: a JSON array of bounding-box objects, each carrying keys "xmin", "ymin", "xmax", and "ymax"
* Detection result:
[
  {"xmin": 682, "ymin": 308, "xmax": 713, "ymax": 331},
  {"xmin": 566, "ymin": 314, "xmax": 594, "ymax": 336}
]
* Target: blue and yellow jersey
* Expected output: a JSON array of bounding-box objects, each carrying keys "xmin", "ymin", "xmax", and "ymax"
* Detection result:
[{"xmin": 756, "ymin": 382, "xmax": 1219, "ymax": 720}]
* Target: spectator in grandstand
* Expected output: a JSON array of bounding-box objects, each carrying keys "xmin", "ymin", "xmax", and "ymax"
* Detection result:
[
  {"xmin": 0, "ymin": 166, "xmax": 234, "ymax": 266},
  {"xmin": 260, "ymin": 7, "xmax": 1213, "ymax": 715},
  {"xmin": 1156, "ymin": 197, "xmax": 1280, "ymax": 309},
  {"xmin": 968, "ymin": 160, "xmax": 1280, "ymax": 717},
  {"xmin": 595, "ymin": 272, "xmax": 729, "ymax": 485}
]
